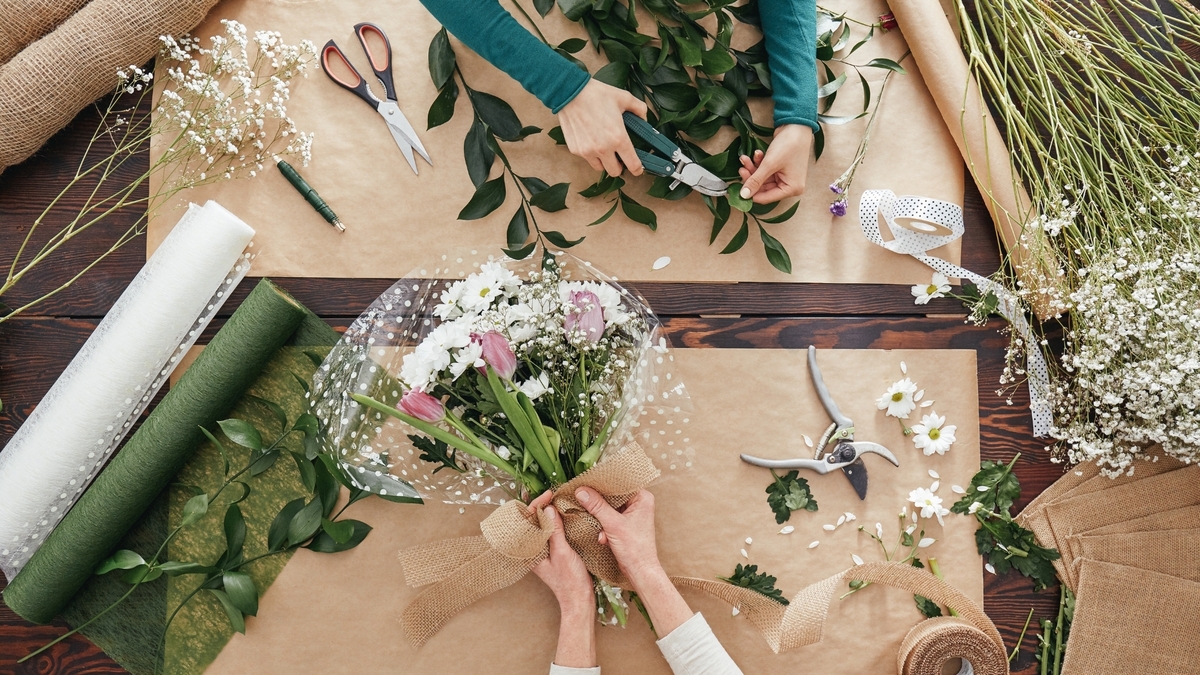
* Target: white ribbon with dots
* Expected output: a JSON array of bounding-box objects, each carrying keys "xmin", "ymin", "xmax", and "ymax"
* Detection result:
[{"xmin": 859, "ymin": 189, "xmax": 1053, "ymax": 438}]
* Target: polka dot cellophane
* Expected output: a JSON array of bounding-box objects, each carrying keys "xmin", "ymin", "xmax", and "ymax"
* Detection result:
[{"xmin": 308, "ymin": 250, "xmax": 696, "ymax": 506}]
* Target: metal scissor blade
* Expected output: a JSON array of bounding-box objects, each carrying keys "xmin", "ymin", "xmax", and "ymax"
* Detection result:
[
  {"xmin": 842, "ymin": 459, "xmax": 869, "ymax": 500},
  {"xmin": 808, "ymin": 346, "xmax": 853, "ymax": 428},
  {"xmin": 676, "ymin": 162, "xmax": 728, "ymax": 197},
  {"xmin": 739, "ymin": 454, "xmax": 850, "ymax": 474},
  {"xmin": 378, "ymin": 100, "xmax": 431, "ymax": 165}
]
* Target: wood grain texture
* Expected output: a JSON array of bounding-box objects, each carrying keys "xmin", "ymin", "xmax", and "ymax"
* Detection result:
[{"xmin": 0, "ymin": 53, "xmax": 1051, "ymax": 675}]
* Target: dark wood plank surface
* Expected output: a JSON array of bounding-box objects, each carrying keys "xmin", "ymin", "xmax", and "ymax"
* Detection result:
[{"xmin": 0, "ymin": 81, "xmax": 1055, "ymax": 675}]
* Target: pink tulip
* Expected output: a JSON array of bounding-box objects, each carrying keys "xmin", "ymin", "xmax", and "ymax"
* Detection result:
[
  {"xmin": 480, "ymin": 331, "xmax": 517, "ymax": 379},
  {"xmin": 398, "ymin": 389, "xmax": 445, "ymax": 423},
  {"xmin": 565, "ymin": 290, "xmax": 605, "ymax": 343}
]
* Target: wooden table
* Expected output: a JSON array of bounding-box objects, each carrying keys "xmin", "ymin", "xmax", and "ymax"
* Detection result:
[{"xmin": 0, "ymin": 97, "xmax": 1063, "ymax": 674}]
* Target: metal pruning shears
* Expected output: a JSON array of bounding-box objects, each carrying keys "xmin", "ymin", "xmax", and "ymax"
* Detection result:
[
  {"xmin": 622, "ymin": 112, "xmax": 728, "ymax": 196},
  {"xmin": 320, "ymin": 23, "xmax": 432, "ymax": 174},
  {"xmin": 741, "ymin": 346, "xmax": 899, "ymax": 500}
]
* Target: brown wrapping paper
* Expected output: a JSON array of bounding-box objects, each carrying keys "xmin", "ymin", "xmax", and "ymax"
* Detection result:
[
  {"xmin": 197, "ymin": 348, "xmax": 984, "ymax": 674},
  {"xmin": 1062, "ymin": 561, "xmax": 1200, "ymax": 675},
  {"xmin": 148, "ymin": 0, "xmax": 964, "ymax": 285}
]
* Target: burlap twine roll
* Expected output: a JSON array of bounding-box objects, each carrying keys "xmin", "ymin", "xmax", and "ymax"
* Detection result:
[
  {"xmin": 400, "ymin": 444, "xmax": 1007, "ymax": 674},
  {"xmin": 0, "ymin": 0, "xmax": 91, "ymax": 65},
  {"xmin": 0, "ymin": 0, "xmax": 218, "ymax": 172}
]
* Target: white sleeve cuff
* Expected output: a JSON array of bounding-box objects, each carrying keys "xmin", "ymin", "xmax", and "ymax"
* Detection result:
[
  {"xmin": 656, "ymin": 613, "xmax": 744, "ymax": 675},
  {"xmin": 549, "ymin": 664, "xmax": 601, "ymax": 675}
]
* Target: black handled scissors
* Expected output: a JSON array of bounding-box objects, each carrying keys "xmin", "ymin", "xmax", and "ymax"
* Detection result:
[
  {"xmin": 321, "ymin": 23, "xmax": 432, "ymax": 174},
  {"xmin": 622, "ymin": 112, "xmax": 728, "ymax": 196}
]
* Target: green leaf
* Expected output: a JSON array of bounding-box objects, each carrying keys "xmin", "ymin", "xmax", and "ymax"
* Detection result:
[
  {"xmin": 700, "ymin": 86, "xmax": 738, "ymax": 117},
  {"xmin": 646, "ymin": 175, "xmax": 692, "ymax": 201},
  {"xmin": 557, "ymin": 37, "xmax": 587, "ymax": 53},
  {"xmin": 291, "ymin": 451, "xmax": 317, "ymax": 492},
  {"xmin": 208, "ymin": 589, "xmax": 246, "ymax": 634},
  {"xmin": 866, "ymin": 57, "xmax": 907, "ymax": 73},
  {"xmin": 594, "ymin": 61, "xmax": 629, "ymax": 88},
  {"xmin": 217, "ymin": 419, "xmax": 261, "ymax": 451},
  {"xmin": 180, "ymin": 493, "xmax": 209, "ymax": 527},
  {"xmin": 818, "ymin": 72, "xmax": 847, "ymax": 98},
  {"xmin": 248, "ymin": 448, "xmax": 279, "ymax": 476},
  {"xmin": 520, "ymin": 176, "xmax": 550, "ymax": 195},
  {"xmin": 246, "ymin": 395, "xmax": 288, "ymax": 431},
  {"xmin": 307, "ymin": 520, "xmax": 373, "ymax": 553},
  {"xmin": 223, "ymin": 570, "xmax": 259, "ymax": 616},
  {"xmin": 410, "ymin": 434, "xmax": 463, "ymax": 474},
  {"xmin": 529, "ymin": 182, "xmax": 571, "ymax": 212},
  {"xmin": 652, "ymin": 82, "xmax": 700, "ymax": 111},
  {"xmin": 341, "ymin": 459, "xmax": 423, "ymax": 503},
  {"xmin": 721, "ymin": 214, "xmax": 750, "ymax": 254},
  {"xmin": 548, "ymin": 126, "xmax": 566, "ymax": 145},
  {"xmin": 199, "ymin": 426, "xmax": 231, "ymax": 476},
  {"xmin": 950, "ymin": 456, "xmax": 1023, "ymax": 516},
  {"xmin": 228, "ymin": 481, "xmax": 251, "ymax": 506},
  {"xmin": 673, "ymin": 33, "xmax": 702, "ymax": 67},
  {"xmin": 600, "ymin": 39, "xmax": 636, "ymax": 64},
  {"xmin": 95, "ymin": 549, "xmax": 146, "ymax": 575},
  {"xmin": 158, "ymin": 561, "xmax": 212, "ymax": 576},
  {"xmin": 122, "ymin": 564, "xmax": 163, "ymax": 584},
  {"xmin": 543, "ymin": 230, "xmax": 585, "ymax": 248},
  {"xmin": 760, "ymin": 201, "xmax": 799, "ymax": 224},
  {"xmin": 288, "ymin": 497, "xmax": 324, "ymax": 547},
  {"xmin": 293, "ymin": 412, "xmax": 320, "ymax": 439},
  {"xmin": 700, "ymin": 47, "xmax": 736, "ymax": 75},
  {"xmin": 915, "ymin": 594, "xmax": 943, "ymax": 618},
  {"xmin": 720, "ymin": 563, "xmax": 788, "ymax": 605},
  {"xmin": 588, "ymin": 200, "xmax": 619, "ymax": 226},
  {"xmin": 818, "ymin": 112, "xmax": 867, "ymax": 125},
  {"xmin": 428, "ymin": 28, "xmax": 456, "ymax": 90},
  {"xmin": 290, "ymin": 372, "xmax": 310, "ymax": 394},
  {"xmin": 464, "ymin": 117, "xmax": 495, "ymax": 188},
  {"xmin": 504, "ymin": 242, "xmax": 537, "ymax": 260},
  {"xmin": 321, "ymin": 518, "xmax": 355, "ymax": 544},
  {"xmin": 224, "ymin": 504, "xmax": 246, "ymax": 564},
  {"xmin": 268, "ymin": 498, "xmax": 306, "ymax": 552},
  {"xmin": 458, "ymin": 176, "xmax": 507, "ymax": 220},
  {"xmin": 427, "ymin": 78, "xmax": 458, "ymax": 130},
  {"xmin": 726, "ymin": 183, "xmax": 753, "ymax": 212},
  {"xmin": 469, "ymin": 90, "xmax": 523, "ymax": 141},
  {"xmin": 758, "ymin": 223, "xmax": 792, "ymax": 274},
  {"xmin": 314, "ymin": 458, "xmax": 341, "ymax": 518},
  {"xmin": 708, "ymin": 196, "xmax": 731, "ymax": 244},
  {"xmin": 765, "ymin": 470, "xmax": 818, "ymax": 523},
  {"xmin": 618, "ymin": 192, "xmax": 657, "ymax": 230},
  {"xmin": 558, "ymin": 0, "xmax": 592, "ymax": 21},
  {"xmin": 506, "ymin": 207, "xmax": 529, "ymax": 249}
]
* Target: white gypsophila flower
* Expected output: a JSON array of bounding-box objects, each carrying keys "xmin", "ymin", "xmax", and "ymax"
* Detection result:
[
  {"xmin": 911, "ymin": 273, "xmax": 951, "ymax": 305},
  {"xmin": 911, "ymin": 412, "xmax": 957, "ymax": 456},
  {"xmin": 876, "ymin": 378, "xmax": 918, "ymax": 418},
  {"xmin": 907, "ymin": 487, "xmax": 949, "ymax": 526}
]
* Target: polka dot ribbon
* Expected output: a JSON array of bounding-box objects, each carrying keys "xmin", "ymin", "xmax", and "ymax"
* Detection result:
[{"xmin": 859, "ymin": 189, "xmax": 1052, "ymax": 438}]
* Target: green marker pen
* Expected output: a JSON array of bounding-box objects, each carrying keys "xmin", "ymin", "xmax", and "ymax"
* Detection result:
[{"xmin": 277, "ymin": 160, "xmax": 345, "ymax": 232}]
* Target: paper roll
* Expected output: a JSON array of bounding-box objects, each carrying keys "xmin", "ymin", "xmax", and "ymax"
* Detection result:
[
  {"xmin": 0, "ymin": 200, "xmax": 253, "ymax": 580},
  {"xmin": 2, "ymin": 279, "xmax": 309, "ymax": 624}
]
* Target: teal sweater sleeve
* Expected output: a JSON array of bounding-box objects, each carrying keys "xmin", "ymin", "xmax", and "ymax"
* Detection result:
[
  {"xmin": 418, "ymin": 0, "xmax": 590, "ymax": 113},
  {"xmin": 759, "ymin": 0, "xmax": 819, "ymax": 132}
]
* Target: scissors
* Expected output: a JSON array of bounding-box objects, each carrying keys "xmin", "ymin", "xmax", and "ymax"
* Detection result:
[
  {"xmin": 741, "ymin": 346, "xmax": 899, "ymax": 500},
  {"xmin": 622, "ymin": 113, "xmax": 728, "ymax": 197},
  {"xmin": 321, "ymin": 23, "xmax": 432, "ymax": 174}
]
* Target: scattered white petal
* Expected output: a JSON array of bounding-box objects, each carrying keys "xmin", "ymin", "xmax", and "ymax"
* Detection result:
[
  {"xmin": 803, "ymin": 434, "xmax": 813, "ymax": 448},
  {"xmin": 745, "ymin": 537, "xmax": 753, "ymax": 546},
  {"xmin": 844, "ymin": 512, "xmax": 856, "ymax": 521},
  {"xmin": 740, "ymin": 548, "xmax": 749, "ymax": 559},
  {"xmin": 921, "ymin": 400, "xmax": 934, "ymax": 408},
  {"xmin": 652, "ymin": 256, "xmax": 671, "ymax": 270},
  {"xmin": 928, "ymin": 469, "xmax": 940, "ymax": 479},
  {"xmin": 918, "ymin": 537, "xmax": 935, "ymax": 548},
  {"xmin": 779, "ymin": 525, "xmax": 795, "ymax": 535},
  {"xmin": 732, "ymin": 606, "xmax": 741, "ymax": 616},
  {"xmin": 951, "ymin": 485, "xmax": 966, "ymax": 494},
  {"xmin": 914, "ymin": 389, "xmax": 925, "ymax": 402},
  {"xmin": 900, "ymin": 361, "xmax": 908, "ymax": 374},
  {"xmin": 823, "ymin": 524, "xmax": 837, "ymax": 531},
  {"xmin": 851, "ymin": 554, "xmax": 864, "ymax": 565},
  {"xmin": 837, "ymin": 515, "xmax": 846, "ymax": 526},
  {"xmin": 905, "ymin": 525, "xmax": 917, "ymax": 535},
  {"xmin": 977, "ymin": 485, "xmax": 990, "ymax": 491},
  {"xmin": 875, "ymin": 523, "xmax": 884, "ymax": 538},
  {"xmin": 985, "ymin": 563, "xmax": 996, "ymax": 574},
  {"xmin": 458, "ymin": 507, "xmax": 465, "ymax": 514},
  {"xmin": 808, "ymin": 540, "xmax": 820, "ymax": 549},
  {"xmin": 1074, "ymin": 470, "xmax": 1084, "ymax": 476},
  {"xmin": 930, "ymin": 480, "xmax": 940, "ymax": 492},
  {"xmin": 911, "ymin": 511, "xmax": 918, "ymax": 522}
]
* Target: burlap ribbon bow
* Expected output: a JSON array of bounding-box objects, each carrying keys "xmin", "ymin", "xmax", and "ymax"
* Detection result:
[{"xmin": 399, "ymin": 443, "xmax": 1008, "ymax": 675}]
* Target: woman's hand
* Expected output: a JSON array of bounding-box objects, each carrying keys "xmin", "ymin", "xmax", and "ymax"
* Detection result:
[
  {"xmin": 738, "ymin": 123, "xmax": 814, "ymax": 204},
  {"xmin": 557, "ymin": 79, "xmax": 648, "ymax": 178},
  {"xmin": 529, "ymin": 491, "xmax": 596, "ymax": 669}
]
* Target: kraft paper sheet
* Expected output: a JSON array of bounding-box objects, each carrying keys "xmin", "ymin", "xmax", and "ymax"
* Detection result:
[
  {"xmin": 148, "ymin": 0, "xmax": 964, "ymax": 285},
  {"xmin": 199, "ymin": 348, "xmax": 983, "ymax": 675}
]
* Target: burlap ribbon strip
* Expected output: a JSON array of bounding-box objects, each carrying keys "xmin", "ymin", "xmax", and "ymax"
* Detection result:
[{"xmin": 400, "ymin": 444, "xmax": 1007, "ymax": 674}]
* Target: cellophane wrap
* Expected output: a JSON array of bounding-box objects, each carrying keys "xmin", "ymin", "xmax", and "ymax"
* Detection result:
[{"xmin": 309, "ymin": 251, "xmax": 693, "ymax": 505}]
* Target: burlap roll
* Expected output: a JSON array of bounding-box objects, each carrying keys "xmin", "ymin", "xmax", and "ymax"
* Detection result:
[
  {"xmin": 0, "ymin": 0, "xmax": 218, "ymax": 172},
  {"xmin": 0, "ymin": 0, "xmax": 91, "ymax": 64},
  {"xmin": 1062, "ymin": 560, "xmax": 1200, "ymax": 675},
  {"xmin": 1070, "ymin": 528, "xmax": 1200, "ymax": 584},
  {"xmin": 899, "ymin": 617, "xmax": 1006, "ymax": 675}
]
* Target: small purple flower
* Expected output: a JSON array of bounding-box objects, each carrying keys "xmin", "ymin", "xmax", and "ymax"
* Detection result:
[
  {"xmin": 829, "ymin": 183, "xmax": 845, "ymax": 195},
  {"xmin": 829, "ymin": 199, "xmax": 848, "ymax": 217}
]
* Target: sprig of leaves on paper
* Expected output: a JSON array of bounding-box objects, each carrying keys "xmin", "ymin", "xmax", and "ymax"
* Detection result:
[
  {"xmin": 720, "ymin": 563, "xmax": 789, "ymax": 605},
  {"xmin": 765, "ymin": 469, "xmax": 818, "ymax": 523},
  {"xmin": 950, "ymin": 454, "xmax": 1061, "ymax": 592}
]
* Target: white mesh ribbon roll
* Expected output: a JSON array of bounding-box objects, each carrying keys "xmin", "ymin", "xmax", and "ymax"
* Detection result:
[
  {"xmin": 859, "ymin": 189, "xmax": 1052, "ymax": 437},
  {"xmin": 0, "ymin": 200, "xmax": 254, "ymax": 579}
]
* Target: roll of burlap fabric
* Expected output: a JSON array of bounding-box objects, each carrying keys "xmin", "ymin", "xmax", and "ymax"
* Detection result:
[
  {"xmin": 1062, "ymin": 560, "xmax": 1200, "ymax": 675},
  {"xmin": 0, "ymin": 0, "xmax": 91, "ymax": 64},
  {"xmin": 0, "ymin": 0, "xmax": 218, "ymax": 172}
]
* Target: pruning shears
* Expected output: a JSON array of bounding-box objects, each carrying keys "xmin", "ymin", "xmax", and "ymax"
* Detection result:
[
  {"xmin": 741, "ymin": 346, "xmax": 899, "ymax": 500},
  {"xmin": 622, "ymin": 112, "xmax": 728, "ymax": 197}
]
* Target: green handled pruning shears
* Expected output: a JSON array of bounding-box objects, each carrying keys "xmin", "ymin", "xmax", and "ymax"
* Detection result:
[{"xmin": 622, "ymin": 112, "xmax": 728, "ymax": 197}]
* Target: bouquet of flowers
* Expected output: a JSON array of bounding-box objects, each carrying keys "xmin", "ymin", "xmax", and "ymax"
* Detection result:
[{"xmin": 310, "ymin": 252, "xmax": 692, "ymax": 506}]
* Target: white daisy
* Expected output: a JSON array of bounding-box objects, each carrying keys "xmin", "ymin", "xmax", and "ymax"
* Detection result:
[
  {"xmin": 517, "ymin": 372, "xmax": 552, "ymax": 400},
  {"xmin": 911, "ymin": 273, "xmax": 951, "ymax": 305},
  {"xmin": 911, "ymin": 412, "xmax": 957, "ymax": 456},
  {"xmin": 448, "ymin": 341, "xmax": 484, "ymax": 380},
  {"xmin": 876, "ymin": 378, "xmax": 918, "ymax": 418},
  {"xmin": 907, "ymin": 487, "xmax": 949, "ymax": 525}
]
